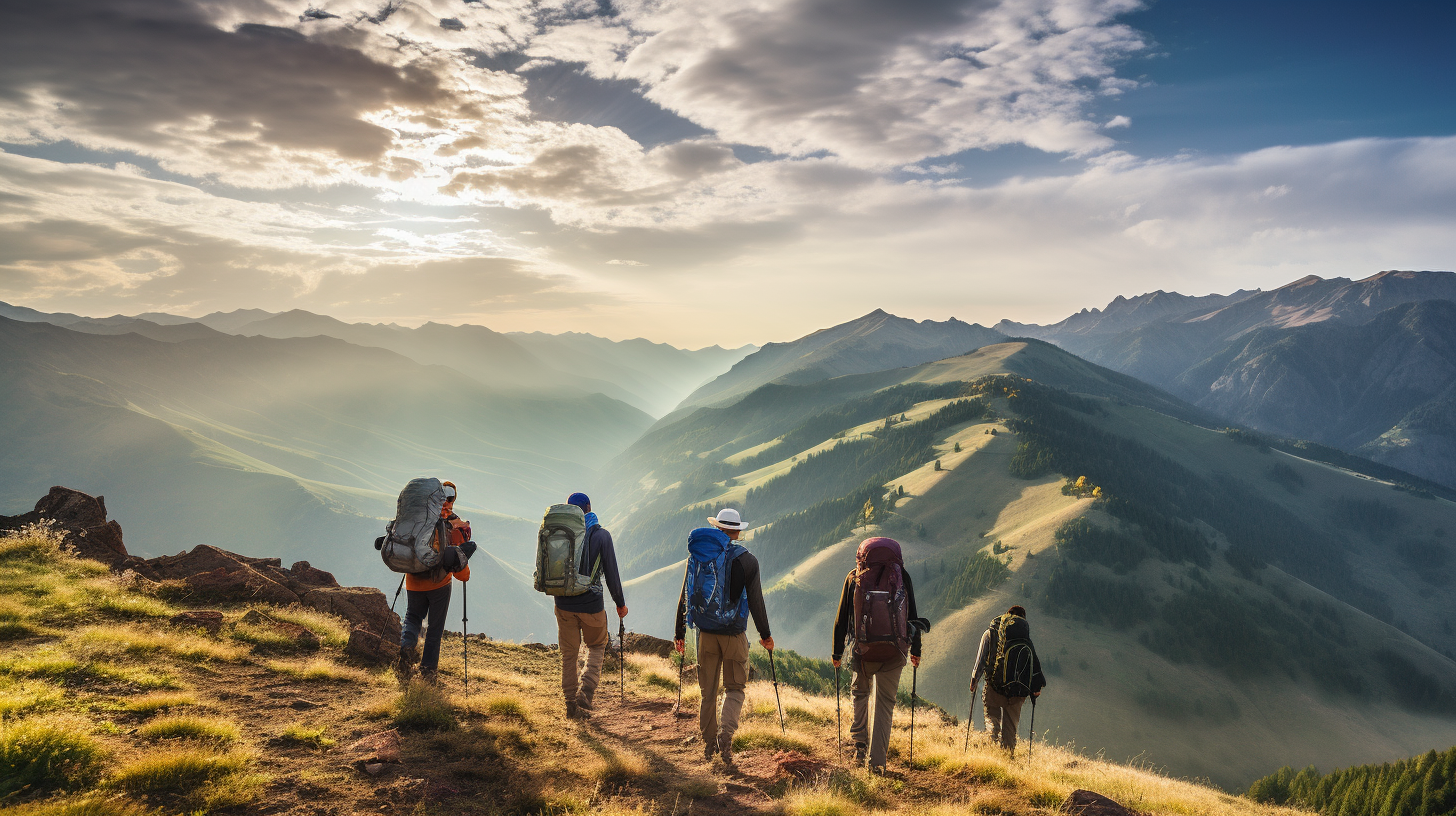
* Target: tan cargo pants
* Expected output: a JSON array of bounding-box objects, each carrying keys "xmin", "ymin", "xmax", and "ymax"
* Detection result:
[
  {"xmin": 850, "ymin": 653, "xmax": 905, "ymax": 769},
  {"xmin": 982, "ymin": 685, "xmax": 1027, "ymax": 752},
  {"xmin": 697, "ymin": 631, "xmax": 749, "ymax": 750},
  {"xmin": 556, "ymin": 608, "xmax": 608, "ymax": 708}
]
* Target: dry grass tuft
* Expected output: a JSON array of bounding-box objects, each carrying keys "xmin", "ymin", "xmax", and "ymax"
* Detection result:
[
  {"xmin": 0, "ymin": 677, "xmax": 66, "ymax": 717},
  {"xmin": 277, "ymin": 723, "xmax": 335, "ymax": 749},
  {"xmin": 732, "ymin": 725, "xmax": 816, "ymax": 755},
  {"xmin": 124, "ymin": 692, "xmax": 199, "ymax": 716},
  {"xmin": 71, "ymin": 624, "xmax": 246, "ymax": 662},
  {"xmin": 137, "ymin": 715, "xmax": 240, "ymax": 744},
  {"xmin": 484, "ymin": 695, "xmax": 531, "ymax": 722},
  {"xmin": 260, "ymin": 605, "xmax": 351, "ymax": 647},
  {"xmin": 107, "ymin": 747, "xmax": 260, "ymax": 811},
  {"xmin": 784, "ymin": 790, "xmax": 864, "ymax": 816},
  {"xmin": 265, "ymin": 658, "xmax": 373, "ymax": 683},
  {"xmin": 0, "ymin": 796, "xmax": 155, "ymax": 816},
  {"xmin": 393, "ymin": 682, "xmax": 457, "ymax": 731}
]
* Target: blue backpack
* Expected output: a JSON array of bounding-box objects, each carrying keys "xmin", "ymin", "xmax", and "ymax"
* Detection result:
[{"xmin": 684, "ymin": 527, "xmax": 749, "ymax": 633}]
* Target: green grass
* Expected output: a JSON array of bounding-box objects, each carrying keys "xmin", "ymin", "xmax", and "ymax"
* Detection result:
[
  {"xmin": 0, "ymin": 649, "xmax": 181, "ymax": 689},
  {"xmin": 393, "ymin": 682, "xmax": 457, "ymax": 731},
  {"xmin": 71, "ymin": 624, "xmax": 247, "ymax": 662},
  {"xmin": 277, "ymin": 724, "xmax": 335, "ymax": 749},
  {"xmin": 137, "ymin": 715, "xmax": 240, "ymax": 744},
  {"xmin": 0, "ymin": 677, "xmax": 66, "ymax": 717},
  {"xmin": 642, "ymin": 671, "xmax": 677, "ymax": 691},
  {"xmin": 230, "ymin": 620, "xmax": 316, "ymax": 653},
  {"xmin": 0, "ymin": 717, "xmax": 107, "ymax": 796}
]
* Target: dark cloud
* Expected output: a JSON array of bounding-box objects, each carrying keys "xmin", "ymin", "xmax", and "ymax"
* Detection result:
[{"xmin": 0, "ymin": 0, "xmax": 443, "ymax": 165}]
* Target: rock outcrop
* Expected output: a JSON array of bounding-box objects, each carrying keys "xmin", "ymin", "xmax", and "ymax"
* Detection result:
[
  {"xmin": 2, "ymin": 487, "xmax": 400, "ymax": 649},
  {"xmin": 0, "ymin": 486, "xmax": 128, "ymax": 566},
  {"xmin": 1064, "ymin": 790, "xmax": 1143, "ymax": 816}
]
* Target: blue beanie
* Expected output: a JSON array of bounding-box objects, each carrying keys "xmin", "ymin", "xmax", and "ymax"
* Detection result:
[{"xmin": 567, "ymin": 492, "xmax": 591, "ymax": 510}]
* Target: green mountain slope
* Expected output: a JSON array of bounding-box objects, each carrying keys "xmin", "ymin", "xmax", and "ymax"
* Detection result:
[
  {"xmin": 0, "ymin": 316, "xmax": 651, "ymax": 628},
  {"xmin": 601, "ymin": 339, "xmax": 1456, "ymax": 789},
  {"xmin": 678, "ymin": 309, "xmax": 1005, "ymax": 409}
]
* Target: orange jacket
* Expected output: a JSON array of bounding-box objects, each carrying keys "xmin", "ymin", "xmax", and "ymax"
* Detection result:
[{"xmin": 405, "ymin": 515, "xmax": 472, "ymax": 591}]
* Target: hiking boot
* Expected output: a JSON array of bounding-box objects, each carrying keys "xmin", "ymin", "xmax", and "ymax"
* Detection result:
[
  {"xmin": 565, "ymin": 701, "xmax": 579, "ymax": 719},
  {"xmin": 702, "ymin": 741, "xmax": 716, "ymax": 762},
  {"xmin": 869, "ymin": 764, "xmax": 887, "ymax": 776},
  {"xmin": 719, "ymin": 738, "xmax": 735, "ymax": 769},
  {"xmin": 853, "ymin": 742, "xmax": 867, "ymax": 766},
  {"xmin": 398, "ymin": 644, "xmax": 418, "ymax": 666},
  {"xmin": 419, "ymin": 669, "xmax": 439, "ymax": 686}
]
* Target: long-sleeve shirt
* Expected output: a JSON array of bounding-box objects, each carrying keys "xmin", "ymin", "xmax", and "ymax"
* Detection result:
[
  {"xmin": 674, "ymin": 551, "xmax": 771, "ymax": 639},
  {"xmin": 970, "ymin": 617, "xmax": 1046, "ymax": 695},
  {"xmin": 554, "ymin": 525, "xmax": 626, "ymax": 614},
  {"xmin": 831, "ymin": 569, "xmax": 922, "ymax": 661}
]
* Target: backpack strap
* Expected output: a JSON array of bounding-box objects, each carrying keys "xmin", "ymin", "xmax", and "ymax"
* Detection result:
[{"xmin": 580, "ymin": 524, "xmax": 604, "ymax": 585}]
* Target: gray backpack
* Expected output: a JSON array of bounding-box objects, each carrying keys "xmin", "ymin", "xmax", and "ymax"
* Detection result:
[
  {"xmin": 533, "ymin": 504, "xmax": 600, "ymax": 596},
  {"xmin": 379, "ymin": 478, "xmax": 451, "ymax": 574}
]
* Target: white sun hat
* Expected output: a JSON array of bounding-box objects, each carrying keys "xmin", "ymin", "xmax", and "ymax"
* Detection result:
[{"xmin": 707, "ymin": 508, "xmax": 747, "ymax": 531}]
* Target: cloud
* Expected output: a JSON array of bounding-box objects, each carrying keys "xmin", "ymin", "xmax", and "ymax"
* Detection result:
[
  {"xmin": 530, "ymin": 0, "xmax": 1147, "ymax": 166},
  {"xmin": 1104, "ymin": 115, "xmax": 1132, "ymax": 129}
]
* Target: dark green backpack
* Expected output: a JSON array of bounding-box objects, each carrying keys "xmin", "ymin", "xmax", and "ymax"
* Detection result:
[{"xmin": 988, "ymin": 614, "xmax": 1036, "ymax": 697}]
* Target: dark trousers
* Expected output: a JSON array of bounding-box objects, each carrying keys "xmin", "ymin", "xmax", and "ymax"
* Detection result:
[{"xmin": 401, "ymin": 584, "xmax": 451, "ymax": 673}]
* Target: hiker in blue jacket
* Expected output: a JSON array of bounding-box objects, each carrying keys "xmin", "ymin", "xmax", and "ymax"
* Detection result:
[
  {"xmin": 555, "ymin": 492, "xmax": 627, "ymax": 719},
  {"xmin": 673, "ymin": 508, "xmax": 772, "ymax": 768}
]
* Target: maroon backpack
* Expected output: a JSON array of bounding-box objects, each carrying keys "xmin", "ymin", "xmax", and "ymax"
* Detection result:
[{"xmin": 852, "ymin": 537, "xmax": 910, "ymax": 662}]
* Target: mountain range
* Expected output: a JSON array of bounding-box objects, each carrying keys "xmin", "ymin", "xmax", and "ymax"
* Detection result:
[{"xmin": 996, "ymin": 270, "xmax": 1456, "ymax": 488}]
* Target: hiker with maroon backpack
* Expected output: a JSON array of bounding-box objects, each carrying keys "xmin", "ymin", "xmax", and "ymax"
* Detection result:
[
  {"xmin": 673, "ymin": 508, "xmax": 773, "ymax": 769},
  {"xmin": 831, "ymin": 536, "xmax": 930, "ymax": 773},
  {"xmin": 970, "ymin": 605, "xmax": 1045, "ymax": 755}
]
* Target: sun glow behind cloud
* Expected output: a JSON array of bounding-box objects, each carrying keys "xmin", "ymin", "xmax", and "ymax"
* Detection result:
[{"xmin": 0, "ymin": 0, "xmax": 1452, "ymax": 345}]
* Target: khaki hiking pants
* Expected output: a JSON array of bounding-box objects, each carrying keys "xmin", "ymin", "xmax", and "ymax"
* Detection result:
[
  {"xmin": 983, "ymin": 685, "xmax": 1027, "ymax": 752},
  {"xmin": 697, "ymin": 631, "xmax": 749, "ymax": 750},
  {"xmin": 850, "ymin": 653, "xmax": 905, "ymax": 769},
  {"xmin": 556, "ymin": 608, "xmax": 608, "ymax": 709}
]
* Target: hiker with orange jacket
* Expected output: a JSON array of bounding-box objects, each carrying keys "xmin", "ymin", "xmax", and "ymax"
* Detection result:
[
  {"xmin": 399, "ymin": 480, "xmax": 476, "ymax": 682},
  {"xmin": 831, "ymin": 536, "xmax": 928, "ymax": 773}
]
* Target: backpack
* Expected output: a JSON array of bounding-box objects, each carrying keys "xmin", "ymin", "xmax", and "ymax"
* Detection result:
[
  {"xmin": 533, "ymin": 504, "xmax": 601, "ymax": 596},
  {"xmin": 851, "ymin": 537, "xmax": 910, "ymax": 662},
  {"xmin": 684, "ymin": 527, "xmax": 749, "ymax": 632},
  {"xmin": 987, "ymin": 613, "xmax": 1036, "ymax": 697},
  {"xmin": 378, "ymin": 478, "xmax": 452, "ymax": 574}
]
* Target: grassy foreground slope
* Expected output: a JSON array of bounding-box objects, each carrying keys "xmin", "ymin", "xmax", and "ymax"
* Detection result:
[
  {"xmin": 1, "ymin": 522, "xmax": 1301, "ymax": 816},
  {"xmin": 601, "ymin": 341, "xmax": 1456, "ymax": 790}
]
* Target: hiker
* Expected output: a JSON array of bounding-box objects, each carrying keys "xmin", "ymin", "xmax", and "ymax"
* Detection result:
[
  {"xmin": 831, "ymin": 536, "xmax": 927, "ymax": 773},
  {"xmin": 551, "ymin": 492, "xmax": 627, "ymax": 720},
  {"xmin": 970, "ymin": 605, "xmax": 1045, "ymax": 755},
  {"xmin": 674, "ymin": 508, "xmax": 772, "ymax": 768},
  {"xmin": 399, "ymin": 480, "xmax": 477, "ymax": 682}
]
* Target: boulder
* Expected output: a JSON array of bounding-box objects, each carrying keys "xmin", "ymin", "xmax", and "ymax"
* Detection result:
[
  {"xmin": 622, "ymin": 632, "xmax": 674, "ymax": 658},
  {"xmin": 1065, "ymin": 790, "xmax": 1143, "ymax": 816},
  {"xmin": 299, "ymin": 586, "xmax": 399, "ymax": 642},
  {"xmin": 169, "ymin": 610, "xmax": 224, "ymax": 634},
  {"xmin": 346, "ymin": 627, "xmax": 399, "ymax": 666},
  {"xmin": 0, "ymin": 486, "xmax": 128, "ymax": 566},
  {"xmin": 771, "ymin": 750, "xmax": 826, "ymax": 782},
  {"xmin": 184, "ymin": 565, "xmax": 301, "ymax": 606},
  {"xmin": 288, "ymin": 561, "xmax": 339, "ymax": 588},
  {"xmin": 348, "ymin": 729, "xmax": 401, "ymax": 764}
]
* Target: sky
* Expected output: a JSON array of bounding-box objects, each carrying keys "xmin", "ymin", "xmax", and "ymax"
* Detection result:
[{"xmin": 0, "ymin": 0, "xmax": 1453, "ymax": 348}]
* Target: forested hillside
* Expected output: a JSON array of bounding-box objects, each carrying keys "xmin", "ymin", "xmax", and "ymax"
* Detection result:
[{"xmin": 1249, "ymin": 747, "xmax": 1456, "ymax": 816}]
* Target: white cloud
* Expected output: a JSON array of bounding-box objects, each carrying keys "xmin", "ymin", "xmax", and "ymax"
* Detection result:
[{"xmin": 1104, "ymin": 115, "xmax": 1132, "ymax": 129}]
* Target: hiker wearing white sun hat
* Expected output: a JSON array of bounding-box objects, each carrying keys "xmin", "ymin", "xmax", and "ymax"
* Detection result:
[
  {"xmin": 707, "ymin": 508, "xmax": 747, "ymax": 531},
  {"xmin": 674, "ymin": 506, "xmax": 772, "ymax": 768}
]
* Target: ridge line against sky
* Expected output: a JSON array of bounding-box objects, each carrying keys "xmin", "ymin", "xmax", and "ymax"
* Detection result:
[{"xmin": 0, "ymin": 0, "xmax": 1453, "ymax": 348}]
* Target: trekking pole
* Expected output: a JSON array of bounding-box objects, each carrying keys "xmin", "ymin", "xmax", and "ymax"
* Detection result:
[
  {"xmin": 1028, "ymin": 696, "xmax": 1036, "ymax": 761},
  {"xmin": 619, "ymin": 620, "xmax": 626, "ymax": 703},
  {"xmin": 964, "ymin": 682, "xmax": 977, "ymax": 753},
  {"xmin": 909, "ymin": 663, "xmax": 918, "ymax": 767},
  {"xmin": 768, "ymin": 647, "xmax": 785, "ymax": 734},
  {"xmin": 389, "ymin": 576, "xmax": 405, "ymax": 613},
  {"xmin": 835, "ymin": 665, "xmax": 842, "ymax": 759},
  {"xmin": 676, "ymin": 647, "xmax": 684, "ymax": 714},
  {"xmin": 461, "ymin": 582, "xmax": 469, "ymax": 703}
]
